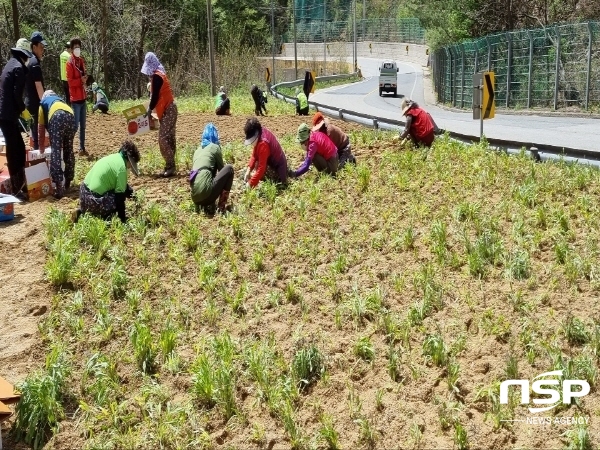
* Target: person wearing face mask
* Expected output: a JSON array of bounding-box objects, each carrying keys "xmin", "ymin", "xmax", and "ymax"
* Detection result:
[
  {"xmin": 289, "ymin": 123, "xmax": 338, "ymax": 179},
  {"xmin": 242, "ymin": 117, "xmax": 288, "ymax": 188},
  {"xmin": 37, "ymin": 90, "xmax": 76, "ymax": 199},
  {"xmin": 26, "ymin": 31, "xmax": 48, "ymax": 151},
  {"xmin": 66, "ymin": 37, "xmax": 89, "ymax": 156},
  {"xmin": 141, "ymin": 52, "xmax": 178, "ymax": 177},
  {"xmin": 0, "ymin": 38, "xmax": 34, "ymax": 200}
]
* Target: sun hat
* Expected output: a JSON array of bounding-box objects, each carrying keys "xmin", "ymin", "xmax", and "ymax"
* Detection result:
[
  {"xmin": 296, "ymin": 123, "xmax": 310, "ymax": 143},
  {"xmin": 243, "ymin": 118, "xmax": 262, "ymax": 146},
  {"xmin": 311, "ymin": 112, "xmax": 327, "ymax": 131},
  {"xmin": 12, "ymin": 38, "xmax": 33, "ymax": 58},
  {"xmin": 30, "ymin": 31, "xmax": 47, "ymax": 46},
  {"xmin": 401, "ymin": 98, "xmax": 413, "ymax": 116},
  {"xmin": 121, "ymin": 141, "xmax": 140, "ymax": 176},
  {"xmin": 244, "ymin": 131, "xmax": 259, "ymax": 146}
]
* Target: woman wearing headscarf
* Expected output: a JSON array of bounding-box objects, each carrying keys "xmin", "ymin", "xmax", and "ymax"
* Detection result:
[
  {"xmin": 37, "ymin": 90, "xmax": 76, "ymax": 198},
  {"xmin": 190, "ymin": 123, "xmax": 234, "ymax": 215},
  {"xmin": 75, "ymin": 140, "xmax": 140, "ymax": 223},
  {"xmin": 141, "ymin": 52, "xmax": 178, "ymax": 177},
  {"xmin": 289, "ymin": 123, "xmax": 338, "ymax": 178},
  {"xmin": 399, "ymin": 98, "xmax": 436, "ymax": 148},
  {"xmin": 243, "ymin": 117, "xmax": 288, "ymax": 188}
]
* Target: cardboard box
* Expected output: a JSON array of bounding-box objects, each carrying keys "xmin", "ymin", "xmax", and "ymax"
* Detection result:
[
  {"xmin": 25, "ymin": 162, "xmax": 52, "ymax": 201},
  {"xmin": 26, "ymin": 147, "xmax": 52, "ymax": 163},
  {"xmin": 0, "ymin": 194, "xmax": 20, "ymax": 222},
  {"xmin": 123, "ymin": 104, "xmax": 150, "ymax": 136},
  {"xmin": 0, "ymin": 172, "xmax": 10, "ymax": 195}
]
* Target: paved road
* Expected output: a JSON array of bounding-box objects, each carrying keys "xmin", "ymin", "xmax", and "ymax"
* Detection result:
[{"xmin": 309, "ymin": 57, "xmax": 600, "ymax": 151}]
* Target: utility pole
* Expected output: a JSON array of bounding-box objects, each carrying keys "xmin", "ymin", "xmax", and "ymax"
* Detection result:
[
  {"xmin": 362, "ymin": 0, "xmax": 365, "ymax": 41},
  {"xmin": 353, "ymin": 0, "xmax": 357, "ymax": 71},
  {"xmin": 293, "ymin": 0, "xmax": 298, "ymax": 79},
  {"xmin": 323, "ymin": 0, "xmax": 327, "ymax": 75},
  {"xmin": 271, "ymin": 0, "xmax": 275, "ymax": 85},
  {"xmin": 207, "ymin": 0, "xmax": 217, "ymax": 96}
]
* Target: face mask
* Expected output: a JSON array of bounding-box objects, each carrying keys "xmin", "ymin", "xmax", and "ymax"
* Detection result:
[{"xmin": 73, "ymin": 48, "xmax": 81, "ymax": 57}]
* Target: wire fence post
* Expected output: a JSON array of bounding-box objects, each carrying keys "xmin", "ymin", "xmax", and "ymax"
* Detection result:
[
  {"xmin": 586, "ymin": 22, "xmax": 593, "ymax": 110},
  {"xmin": 460, "ymin": 44, "xmax": 465, "ymax": 108},
  {"xmin": 506, "ymin": 32, "xmax": 512, "ymax": 108},
  {"xmin": 474, "ymin": 44, "xmax": 479, "ymax": 74},
  {"xmin": 527, "ymin": 30, "xmax": 533, "ymax": 108},
  {"xmin": 451, "ymin": 47, "xmax": 457, "ymax": 107},
  {"xmin": 554, "ymin": 25, "xmax": 560, "ymax": 110},
  {"xmin": 486, "ymin": 36, "xmax": 491, "ymax": 72}
]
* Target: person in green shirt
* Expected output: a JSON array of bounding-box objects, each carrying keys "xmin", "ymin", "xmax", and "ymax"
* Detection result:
[
  {"xmin": 74, "ymin": 140, "xmax": 140, "ymax": 223},
  {"xmin": 190, "ymin": 123, "xmax": 233, "ymax": 215},
  {"xmin": 59, "ymin": 41, "xmax": 71, "ymax": 106},
  {"xmin": 295, "ymin": 88, "xmax": 309, "ymax": 116},
  {"xmin": 215, "ymin": 86, "xmax": 230, "ymax": 116}
]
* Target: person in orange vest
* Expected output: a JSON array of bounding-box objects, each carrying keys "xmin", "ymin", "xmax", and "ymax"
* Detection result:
[
  {"xmin": 66, "ymin": 37, "xmax": 89, "ymax": 156},
  {"xmin": 399, "ymin": 98, "xmax": 436, "ymax": 147},
  {"xmin": 141, "ymin": 52, "xmax": 178, "ymax": 177}
]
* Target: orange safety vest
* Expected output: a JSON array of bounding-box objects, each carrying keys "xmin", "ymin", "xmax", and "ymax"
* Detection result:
[{"xmin": 152, "ymin": 71, "xmax": 174, "ymax": 120}]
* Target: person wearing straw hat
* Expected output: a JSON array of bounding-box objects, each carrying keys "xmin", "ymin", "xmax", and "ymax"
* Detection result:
[
  {"xmin": 0, "ymin": 38, "xmax": 34, "ymax": 200},
  {"xmin": 295, "ymin": 87, "xmax": 309, "ymax": 116},
  {"xmin": 311, "ymin": 112, "xmax": 356, "ymax": 169},
  {"xmin": 398, "ymin": 98, "xmax": 436, "ymax": 148},
  {"xmin": 74, "ymin": 140, "xmax": 140, "ymax": 223},
  {"xmin": 243, "ymin": 117, "xmax": 288, "ymax": 188},
  {"xmin": 215, "ymin": 86, "xmax": 231, "ymax": 116},
  {"xmin": 289, "ymin": 123, "xmax": 338, "ymax": 179},
  {"xmin": 190, "ymin": 123, "xmax": 234, "ymax": 215},
  {"xmin": 37, "ymin": 90, "xmax": 76, "ymax": 199},
  {"xmin": 141, "ymin": 51, "xmax": 178, "ymax": 177}
]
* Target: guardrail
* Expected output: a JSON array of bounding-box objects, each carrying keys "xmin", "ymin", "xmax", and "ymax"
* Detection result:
[{"xmin": 271, "ymin": 75, "xmax": 600, "ymax": 165}]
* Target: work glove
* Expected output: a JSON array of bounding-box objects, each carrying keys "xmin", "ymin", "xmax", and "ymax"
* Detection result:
[
  {"xmin": 20, "ymin": 109, "xmax": 32, "ymax": 121},
  {"xmin": 287, "ymin": 169, "xmax": 296, "ymax": 179}
]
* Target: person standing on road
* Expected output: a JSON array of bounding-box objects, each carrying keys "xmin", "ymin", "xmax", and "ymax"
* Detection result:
[
  {"xmin": 398, "ymin": 98, "xmax": 436, "ymax": 148},
  {"xmin": 37, "ymin": 90, "xmax": 76, "ymax": 199},
  {"xmin": 215, "ymin": 86, "xmax": 231, "ymax": 116},
  {"xmin": 295, "ymin": 88, "xmax": 309, "ymax": 116},
  {"xmin": 75, "ymin": 141, "xmax": 140, "ymax": 223},
  {"xmin": 311, "ymin": 112, "xmax": 356, "ymax": 169},
  {"xmin": 59, "ymin": 41, "xmax": 71, "ymax": 106},
  {"xmin": 141, "ymin": 52, "xmax": 178, "ymax": 177},
  {"xmin": 190, "ymin": 123, "xmax": 234, "ymax": 215},
  {"xmin": 26, "ymin": 31, "xmax": 47, "ymax": 151},
  {"xmin": 0, "ymin": 39, "xmax": 34, "ymax": 200},
  {"xmin": 289, "ymin": 123, "xmax": 339, "ymax": 179},
  {"xmin": 243, "ymin": 117, "xmax": 288, "ymax": 188},
  {"xmin": 66, "ymin": 37, "xmax": 89, "ymax": 155}
]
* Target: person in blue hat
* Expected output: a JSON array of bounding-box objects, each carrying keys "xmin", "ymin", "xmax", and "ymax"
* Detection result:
[
  {"xmin": 190, "ymin": 123, "xmax": 234, "ymax": 215},
  {"xmin": 26, "ymin": 31, "xmax": 47, "ymax": 151},
  {"xmin": 0, "ymin": 38, "xmax": 34, "ymax": 199}
]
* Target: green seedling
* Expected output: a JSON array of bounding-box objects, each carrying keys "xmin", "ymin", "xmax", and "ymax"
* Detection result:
[{"xmin": 354, "ymin": 336, "xmax": 375, "ymax": 362}]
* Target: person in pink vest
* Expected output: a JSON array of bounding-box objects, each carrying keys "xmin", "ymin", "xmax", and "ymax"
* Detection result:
[{"xmin": 289, "ymin": 123, "xmax": 339, "ymax": 178}]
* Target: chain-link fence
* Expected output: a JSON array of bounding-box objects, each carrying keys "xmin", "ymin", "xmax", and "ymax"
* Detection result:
[
  {"xmin": 283, "ymin": 18, "xmax": 425, "ymax": 45},
  {"xmin": 433, "ymin": 22, "xmax": 600, "ymax": 110}
]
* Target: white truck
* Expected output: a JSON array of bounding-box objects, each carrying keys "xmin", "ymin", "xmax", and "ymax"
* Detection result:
[{"xmin": 378, "ymin": 60, "xmax": 399, "ymax": 97}]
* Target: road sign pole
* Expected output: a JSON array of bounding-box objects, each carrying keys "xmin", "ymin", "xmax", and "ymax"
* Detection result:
[{"xmin": 480, "ymin": 83, "xmax": 484, "ymax": 139}]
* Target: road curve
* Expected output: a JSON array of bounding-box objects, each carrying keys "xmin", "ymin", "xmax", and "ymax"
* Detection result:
[{"xmin": 308, "ymin": 57, "xmax": 600, "ymax": 152}]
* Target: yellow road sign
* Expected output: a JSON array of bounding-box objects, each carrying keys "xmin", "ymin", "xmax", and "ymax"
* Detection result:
[
  {"xmin": 482, "ymin": 71, "xmax": 495, "ymax": 119},
  {"xmin": 310, "ymin": 71, "xmax": 316, "ymax": 93},
  {"xmin": 265, "ymin": 67, "xmax": 271, "ymax": 83}
]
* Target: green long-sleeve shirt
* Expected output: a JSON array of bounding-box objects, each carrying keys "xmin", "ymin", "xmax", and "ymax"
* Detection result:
[
  {"xmin": 84, "ymin": 153, "xmax": 128, "ymax": 195},
  {"xmin": 191, "ymin": 143, "xmax": 224, "ymax": 203}
]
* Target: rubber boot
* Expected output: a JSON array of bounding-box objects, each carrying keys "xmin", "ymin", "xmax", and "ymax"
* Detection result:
[{"xmin": 217, "ymin": 190, "xmax": 230, "ymax": 213}]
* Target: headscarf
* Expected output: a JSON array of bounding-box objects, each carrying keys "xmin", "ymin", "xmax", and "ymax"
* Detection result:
[
  {"xmin": 201, "ymin": 123, "xmax": 220, "ymax": 148},
  {"xmin": 41, "ymin": 90, "xmax": 57, "ymax": 100},
  {"xmin": 141, "ymin": 52, "xmax": 166, "ymax": 76}
]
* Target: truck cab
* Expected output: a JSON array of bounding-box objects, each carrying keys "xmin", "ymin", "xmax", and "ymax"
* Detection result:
[{"xmin": 378, "ymin": 60, "xmax": 399, "ymax": 97}]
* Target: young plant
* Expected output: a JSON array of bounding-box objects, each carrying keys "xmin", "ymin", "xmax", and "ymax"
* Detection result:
[
  {"xmin": 563, "ymin": 315, "xmax": 590, "ymax": 346},
  {"xmin": 454, "ymin": 421, "xmax": 469, "ymax": 450},
  {"xmin": 291, "ymin": 344, "xmax": 324, "ymax": 391},
  {"xmin": 422, "ymin": 333, "xmax": 447, "ymax": 367},
  {"xmin": 318, "ymin": 413, "xmax": 341, "ymax": 450},
  {"xmin": 130, "ymin": 322, "xmax": 157, "ymax": 374},
  {"xmin": 354, "ymin": 336, "xmax": 375, "ymax": 362},
  {"xmin": 356, "ymin": 416, "xmax": 377, "ymax": 448}
]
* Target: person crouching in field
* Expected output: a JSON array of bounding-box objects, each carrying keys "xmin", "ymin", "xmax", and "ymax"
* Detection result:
[
  {"xmin": 295, "ymin": 88, "xmax": 309, "ymax": 116},
  {"xmin": 37, "ymin": 90, "xmax": 76, "ymax": 199},
  {"xmin": 311, "ymin": 112, "xmax": 356, "ymax": 169},
  {"xmin": 74, "ymin": 141, "xmax": 140, "ymax": 223},
  {"xmin": 251, "ymin": 84, "xmax": 267, "ymax": 116},
  {"xmin": 91, "ymin": 82, "xmax": 109, "ymax": 113},
  {"xmin": 289, "ymin": 123, "xmax": 338, "ymax": 179},
  {"xmin": 215, "ymin": 86, "xmax": 231, "ymax": 116},
  {"xmin": 243, "ymin": 117, "xmax": 288, "ymax": 188},
  {"xmin": 398, "ymin": 98, "xmax": 436, "ymax": 148},
  {"xmin": 191, "ymin": 123, "xmax": 234, "ymax": 215}
]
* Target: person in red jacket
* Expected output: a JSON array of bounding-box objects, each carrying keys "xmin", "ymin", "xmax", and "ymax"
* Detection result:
[
  {"xmin": 289, "ymin": 123, "xmax": 339, "ymax": 178},
  {"xmin": 66, "ymin": 37, "xmax": 89, "ymax": 156},
  {"xmin": 141, "ymin": 52, "xmax": 178, "ymax": 178},
  {"xmin": 243, "ymin": 117, "xmax": 288, "ymax": 188},
  {"xmin": 399, "ymin": 98, "xmax": 436, "ymax": 147}
]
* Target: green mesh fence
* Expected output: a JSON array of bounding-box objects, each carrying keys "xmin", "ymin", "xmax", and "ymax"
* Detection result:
[
  {"xmin": 283, "ymin": 17, "xmax": 425, "ymax": 44},
  {"xmin": 433, "ymin": 22, "xmax": 600, "ymax": 110}
]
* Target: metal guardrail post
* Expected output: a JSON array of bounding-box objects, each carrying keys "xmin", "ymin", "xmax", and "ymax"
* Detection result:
[
  {"xmin": 506, "ymin": 32, "xmax": 512, "ymax": 108},
  {"xmin": 586, "ymin": 22, "xmax": 593, "ymax": 110},
  {"xmin": 527, "ymin": 30, "xmax": 533, "ymax": 108},
  {"xmin": 554, "ymin": 25, "xmax": 560, "ymax": 110}
]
